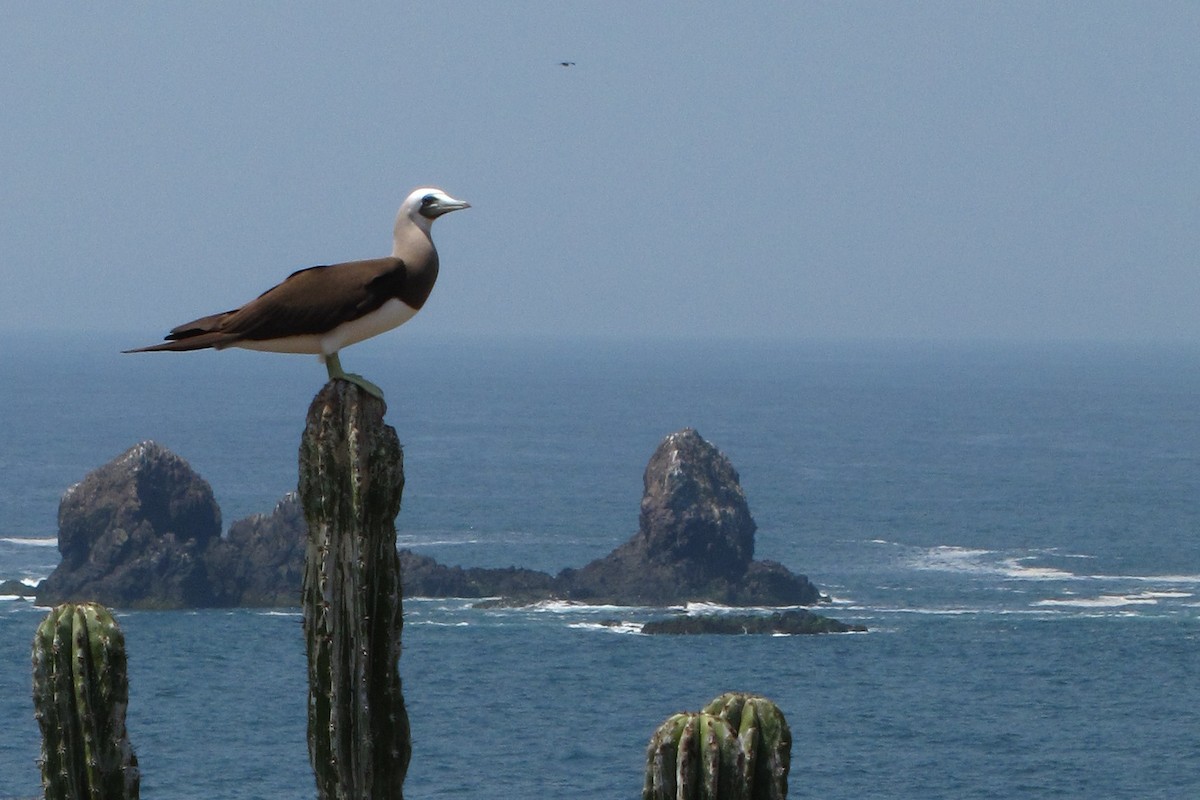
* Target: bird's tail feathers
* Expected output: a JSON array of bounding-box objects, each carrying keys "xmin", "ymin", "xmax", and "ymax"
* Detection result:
[
  {"xmin": 123, "ymin": 310, "xmax": 239, "ymax": 353},
  {"xmin": 123, "ymin": 332, "xmax": 233, "ymax": 353}
]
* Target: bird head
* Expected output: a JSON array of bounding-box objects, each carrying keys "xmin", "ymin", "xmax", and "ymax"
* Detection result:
[{"xmin": 399, "ymin": 187, "xmax": 470, "ymax": 233}]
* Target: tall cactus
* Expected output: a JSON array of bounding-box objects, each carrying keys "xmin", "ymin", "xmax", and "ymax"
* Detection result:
[
  {"xmin": 31, "ymin": 602, "xmax": 139, "ymax": 800},
  {"xmin": 299, "ymin": 381, "xmax": 410, "ymax": 800},
  {"xmin": 644, "ymin": 693, "xmax": 790, "ymax": 800}
]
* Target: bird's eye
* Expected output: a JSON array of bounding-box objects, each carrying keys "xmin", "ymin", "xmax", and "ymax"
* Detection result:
[{"xmin": 421, "ymin": 195, "xmax": 436, "ymax": 206}]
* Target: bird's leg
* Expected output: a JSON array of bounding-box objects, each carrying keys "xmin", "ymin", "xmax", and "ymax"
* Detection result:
[
  {"xmin": 323, "ymin": 351, "xmax": 346, "ymax": 381},
  {"xmin": 323, "ymin": 352, "xmax": 385, "ymax": 400}
]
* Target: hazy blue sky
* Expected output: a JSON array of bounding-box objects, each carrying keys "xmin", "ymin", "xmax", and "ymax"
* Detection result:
[{"xmin": 2, "ymin": 3, "xmax": 1197, "ymax": 343}]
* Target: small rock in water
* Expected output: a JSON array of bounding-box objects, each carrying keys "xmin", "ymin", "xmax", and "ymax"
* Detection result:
[{"xmin": 641, "ymin": 609, "xmax": 866, "ymax": 635}]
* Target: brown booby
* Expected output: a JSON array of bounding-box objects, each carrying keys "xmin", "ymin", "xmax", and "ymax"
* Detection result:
[{"xmin": 125, "ymin": 187, "xmax": 469, "ymax": 398}]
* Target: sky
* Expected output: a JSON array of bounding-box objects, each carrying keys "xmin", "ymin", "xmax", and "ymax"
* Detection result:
[{"xmin": 1, "ymin": 3, "xmax": 1197, "ymax": 343}]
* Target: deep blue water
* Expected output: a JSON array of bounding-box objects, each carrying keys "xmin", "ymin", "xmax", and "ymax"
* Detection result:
[{"xmin": 2, "ymin": 334, "xmax": 1198, "ymax": 798}]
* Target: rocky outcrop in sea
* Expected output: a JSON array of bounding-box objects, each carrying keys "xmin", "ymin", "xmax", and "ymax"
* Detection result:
[
  {"xmin": 36, "ymin": 442, "xmax": 306, "ymax": 609},
  {"xmin": 37, "ymin": 442, "xmax": 223, "ymax": 609},
  {"xmin": 640, "ymin": 609, "xmax": 866, "ymax": 635},
  {"xmin": 33, "ymin": 429, "xmax": 826, "ymax": 610},
  {"xmin": 556, "ymin": 428, "xmax": 821, "ymax": 605},
  {"xmin": 205, "ymin": 493, "xmax": 307, "ymax": 607}
]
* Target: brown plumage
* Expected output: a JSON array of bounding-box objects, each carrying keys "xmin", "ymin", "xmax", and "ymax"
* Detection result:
[{"xmin": 124, "ymin": 187, "xmax": 469, "ymax": 397}]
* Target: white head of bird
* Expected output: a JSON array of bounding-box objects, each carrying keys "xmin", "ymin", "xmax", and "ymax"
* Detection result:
[{"xmin": 397, "ymin": 187, "xmax": 471, "ymax": 245}]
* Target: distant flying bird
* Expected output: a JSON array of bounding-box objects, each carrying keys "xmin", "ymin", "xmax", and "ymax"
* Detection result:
[
  {"xmin": 125, "ymin": 187, "xmax": 470, "ymax": 399},
  {"xmin": 559, "ymin": 61, "xmax": 575, "ymax": 67}
]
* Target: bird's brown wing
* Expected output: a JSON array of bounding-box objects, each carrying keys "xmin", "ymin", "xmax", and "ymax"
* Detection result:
[
  {"xmin": 214, "ymin": 257, "xmax": 408, "ymax": 343},
  {"xmin": 125, "ymin": 257, "xmax": 410, "ymax": 352}
]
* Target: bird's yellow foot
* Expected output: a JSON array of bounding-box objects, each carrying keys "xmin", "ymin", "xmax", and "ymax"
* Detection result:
[
  {"xmin": 323, "ymin": 353, "xmax": 385, "ymax": 400},
  {"xmin": 340, "ymin": 372, "xmax": 385, "ymax": 400}
]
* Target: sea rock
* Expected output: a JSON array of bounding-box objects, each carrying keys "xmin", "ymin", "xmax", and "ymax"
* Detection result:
[
  {"xmin": 206, "ymin": 493, "xmax": 308, "ymax": 606},
  {"xmin": 35, "ymin": 443, "xmax": 313, "ymax": 609},
  {"xmin": 399, "ymin": 549, "xmax": 556, "ymax": 599},
  {"xmin": 37, "ymin": 441, "xmax": 223, "ymax": 609},
  {"xmin": 641, "ymin": 609, "xmax": 866, "ymax": 635},
  {"xmin": 0, "ymin": 579, "xmax": 36, "ymax": 598},
  {"xmin": 34, "ymin": 428, "xmax": 826, "ymax": 609},
  {"xmin": 558, "ymin": 429, "xmax": 821, "ymax": 606}
]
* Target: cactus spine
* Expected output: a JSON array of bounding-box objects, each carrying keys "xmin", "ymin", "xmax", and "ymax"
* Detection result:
[
  {"xmin": 644, "ymin": 693, "xmax": 790, "ymax": 800},
  {"xmin": 299, "ymin": 382, "xmax": 410, "ymax": 800},
  {"xmin": 31, "ymin": 602, "xmax": 139, "ymax": 800}
]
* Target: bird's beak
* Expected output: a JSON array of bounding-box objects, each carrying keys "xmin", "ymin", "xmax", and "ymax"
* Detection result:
[{"xmin": 429, "ymin": 196, "xmax": 470, "ymax": 217}]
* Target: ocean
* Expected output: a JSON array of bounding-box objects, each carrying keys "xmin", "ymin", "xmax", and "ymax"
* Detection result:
[{"xmin": 2, "ymin": 333, "xmax": 1198, "ymax": 798}]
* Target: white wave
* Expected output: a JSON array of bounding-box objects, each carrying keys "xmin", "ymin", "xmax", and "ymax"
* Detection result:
[
  {"xmin": 410, "ymin": 620, "xmax": 470, "ymax": 627},
  {"xmin": 435, "ymin": 603, "xmax": 483, "ymax": 613},
  {"xmin": 397, "ymin": 538, "xmax": 483, "ymax": 547},
  {"xmin": 0, "ymin": 536, "xmax": 57, "ymax": 547},
  {"xmin": 908, "ymin": 545, "xmax": 997, "ymax": 574},
  {"xmin": 567, "ymin": 621, "xmax": 644, "ymax": 635},
  {"xmin": 904, "ymin": 543, "xmax": 1200, "ymax": 591},
  {"xmin": 669, "ymin": 601, "xmax": 808, "ymax": 615},
  {"xmin": 682, "ymin": 601, "xmax": 734, "ymax": 614},
  {"xmin": 405, "ymin": 596, "xmax": 492, "ymax": 604},
  {"xmin": 1100, "ymin": 574, "xmax": 1200, "ymax": 585},
  {"xmin": 403, "ymin": 596, "xmax": 496, "ymax": 607},
  {"xmin": 873, "ymin": 606, "xmax": 981, "ymax": 616},
  {"xmin": 256, "ymin": 610, "xmax": 302, "ymax": 618},
  {"xmin": 526, "ymin": 600, "xmax": 641, "ymax": 614},
  {"xmin": 998, "ymin": 558, "xmax": 1076, "ymax": 581},
  {"xmin": 907, "ymin": 545, "xmax": 1079, "ymax": 581},
  {"xmin": 398, "ymin": 529, "xmax": 568, "ymax": 548},
  {"xmin": 838, "ymin": 604, "xmax": 1059, "ymax": 617},
  {"xmin": 1033, "ymin": 592, "xmax": 1167, "ymax": 608}
]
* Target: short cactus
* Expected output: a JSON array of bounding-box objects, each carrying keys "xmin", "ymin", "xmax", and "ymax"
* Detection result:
[
  {"xmin": 702, "ymin": 693, "xmax": 790, "ymax": 800},
  {"xmin": 645, "ymin": 711, "xmax": 744, "ymax": 800},
  {"xmin": 31, "ymin": 602, "xmax": 139, "ymax": 800},
  {"xmin": 644, "ymin": 693, "xmax": 790, "ymax": 800}
]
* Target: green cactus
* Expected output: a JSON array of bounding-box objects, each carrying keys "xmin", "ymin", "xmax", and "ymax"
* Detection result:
[
  {"xmin": 644, "ymin": 693, "xmax": 790, "ymax": 800},
  {"xmin": 299, "ymin": 383, "xmax": 410, "ymax": 799},
  {"xmin": 702, "ymin": 693, "xmax": 791, "ymax": 800},
  {"xmin": 31, "ymin": 602, "xmax": 139, "ymax": 800}
]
